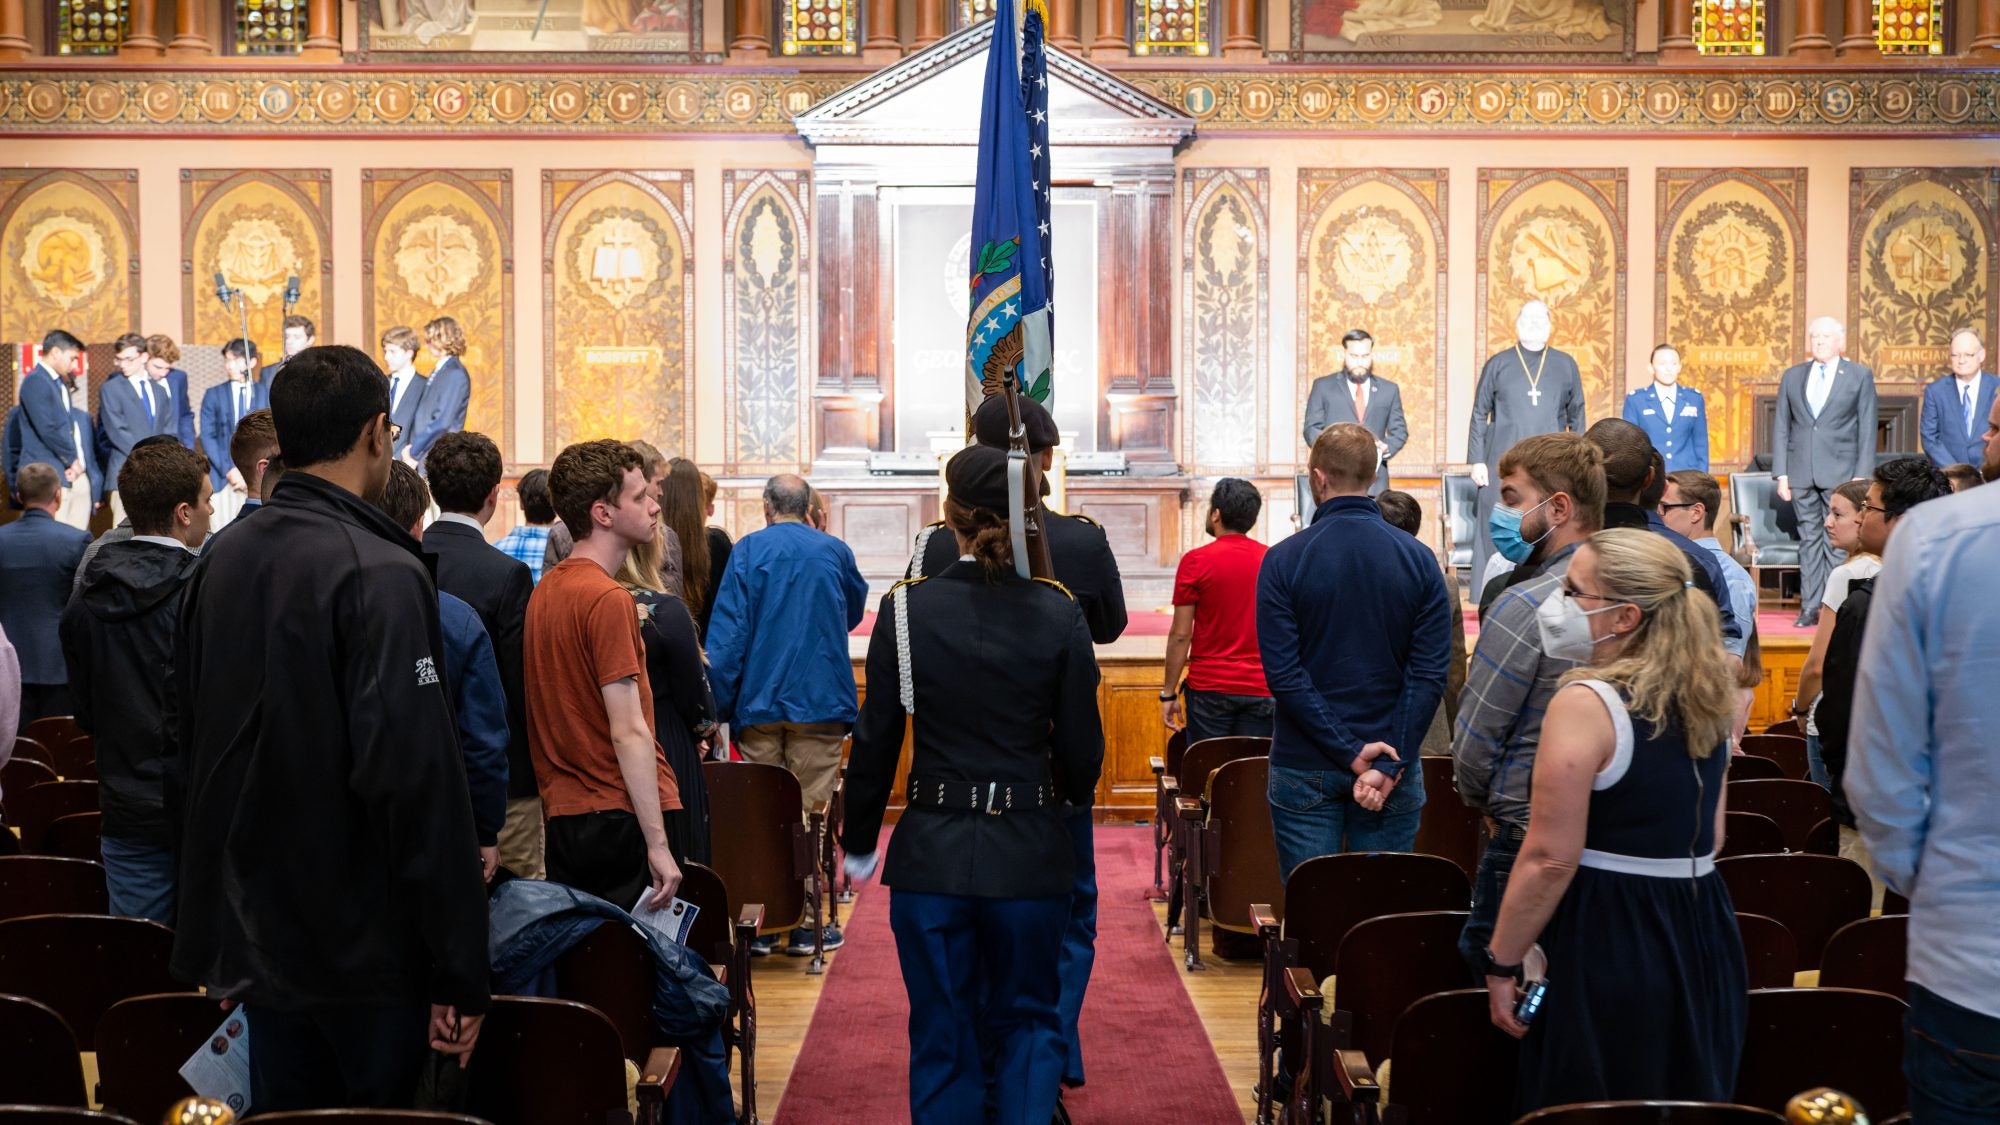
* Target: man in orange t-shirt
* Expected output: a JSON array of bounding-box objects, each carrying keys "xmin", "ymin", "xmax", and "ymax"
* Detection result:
[{"xmin": 525, "ymin": 438, "xmax": 682, "ymax": 909}]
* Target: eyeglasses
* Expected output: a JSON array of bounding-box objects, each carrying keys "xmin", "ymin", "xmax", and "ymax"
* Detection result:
[
  {"xmin": 1861, "ymin": 502, "xmax": 1890, "ymax": 517},
  {"xmin": 386, "ymin": 421, "xmax": 404, "ymax": 441},
  {"xmin": 1658, "ymin": 501, "xmax": 1701, "ymax": 512},
  {"xmin": 1562, "ymin": 584, "xmax": 1628, "ymax": 605}
]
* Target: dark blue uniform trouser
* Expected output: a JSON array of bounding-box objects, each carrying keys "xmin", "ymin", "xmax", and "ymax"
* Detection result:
[
  {"xmin": 891, "ymin": 888, "xmax": 1068, "ymax": 1125},
  {"xmin": 1057, "ymin": 807, "xmax": 1096, "ymax": 1086}
]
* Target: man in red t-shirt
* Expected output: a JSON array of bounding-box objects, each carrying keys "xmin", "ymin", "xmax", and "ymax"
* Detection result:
[
  {"xmin": 1164, "ymin": 478, "xmax": 1274, "ymax": 743},
  {"xmin": 526, "ymin": 438, "xmax": 683, "ymax": 910}
]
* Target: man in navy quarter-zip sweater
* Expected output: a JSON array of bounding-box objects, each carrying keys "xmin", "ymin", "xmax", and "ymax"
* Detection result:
[{"xmin": 1258, "ymin": 422, "xmax": 1452, "ymax": 881}]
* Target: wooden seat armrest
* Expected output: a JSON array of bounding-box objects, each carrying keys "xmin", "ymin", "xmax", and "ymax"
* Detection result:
[
  {"xmin": 1175, "ymin": 795, "xmax": 1204, "ymax": 822},
  {"xmin": 737, "ymin": 903, "xmax": 765, "ymax": 939},
  {"xmin": 636, "ymin": 1045, "xmax": 682, "ymax": 1112},
  {"xmin": 1161, "ymin": 773, "xmax": 1181, "ymax": 799},
  {"xmin": 1249, "ymin": 904, "xmax": 1279, "ymax": 940},
  {"xmin": 1333, "ymin": 1048, "xmax": 1381, "ymax": 1105},
  {"xmin": 1283, "ymin": 966, "xmax": 1321, "ymax": 1008},
  {"xmin": 1150, "ymin": 755, "xmax": 1166, "ymax": 777}
]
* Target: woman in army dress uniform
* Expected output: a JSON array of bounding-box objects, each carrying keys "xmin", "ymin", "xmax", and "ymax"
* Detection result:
[{"xmin": 839, "ymin": 442, "xmax": 1105, "ymax": 1125}]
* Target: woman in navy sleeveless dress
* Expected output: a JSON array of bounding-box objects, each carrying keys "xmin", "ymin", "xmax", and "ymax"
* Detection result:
[{"xmin": 1479, "ymin": 529, "xmax": 1748, "ymax": 1115}]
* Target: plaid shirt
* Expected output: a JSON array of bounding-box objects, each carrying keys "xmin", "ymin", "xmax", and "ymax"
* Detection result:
[
  {"xmin": 493, "ymin": 524, "xmax": 553, "ymax": 584},
  {"xmin": 1451, "ymin": 542, "xmax": 1580, "ymax": 830}
]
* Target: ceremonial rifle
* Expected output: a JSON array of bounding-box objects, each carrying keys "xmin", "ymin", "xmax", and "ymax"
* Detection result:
[{"xmin": 1000, "ymin": 367, "xmax": 1055, "ymax": 581}]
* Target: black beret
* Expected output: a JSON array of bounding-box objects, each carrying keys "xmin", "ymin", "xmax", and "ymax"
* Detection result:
[
  {"xmin": 945, "ymin": 443, "xmax": 1013, "ymax": 512},
  {"xmin": 972, "ymin": 392, "xmax": 1061, "ymax": 453}
]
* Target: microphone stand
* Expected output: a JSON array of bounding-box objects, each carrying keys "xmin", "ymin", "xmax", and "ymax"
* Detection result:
[{"xmin": 217, "ymin": 273, "xmax": 251, "ymax": 365}]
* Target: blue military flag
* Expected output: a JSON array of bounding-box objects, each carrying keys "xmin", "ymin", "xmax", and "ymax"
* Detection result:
[{"xmin": 966, "ymin": 0, "xmax": 1055, "ymax": 412}]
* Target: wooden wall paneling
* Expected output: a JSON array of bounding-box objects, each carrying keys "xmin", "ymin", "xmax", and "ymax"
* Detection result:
[
  {"xmin": 0, "ymin": 169, "xmax": 138, "ymax": 350},
  {"xmin": 1096, "ymin": 659, "xmax": 1174, "ymax": 809},
  {"xmin": 179, "ymin": 169, "xmax": 330, "ymax": 367},
  {"xmin": 1098, "ymin": 181, "xmax": 1138, "ymax": 451},
  {"xmin": 1105, "ymin": 177, "xmax": 1179, "ymax": 463},
  {"xmin": 812, "ymin": 178, "xmax": 885, "ymax": 465},
  {"xmin": 825, "ymin": 482, "xmax": 935, "ymax": 572}
]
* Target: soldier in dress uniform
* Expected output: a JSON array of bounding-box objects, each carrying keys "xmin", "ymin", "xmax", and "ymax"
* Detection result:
[
  {"xmin": 907, "ymin": 392, "xmax": 1125, "ymax": 1096},
  {"xmin": 843, "ymin": 443, "xmax": 1105, "ymax": 1125}
]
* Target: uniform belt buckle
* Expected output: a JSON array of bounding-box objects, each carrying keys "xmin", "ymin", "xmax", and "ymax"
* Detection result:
[{"xmin": 984, "ymin": 782, "xmax": 1002, "ymax": 815}]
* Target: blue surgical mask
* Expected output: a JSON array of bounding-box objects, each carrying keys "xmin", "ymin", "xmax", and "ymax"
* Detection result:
[{"xmin": 1489, "ymin": 495, "xmax": 1555, "ymax": 563}]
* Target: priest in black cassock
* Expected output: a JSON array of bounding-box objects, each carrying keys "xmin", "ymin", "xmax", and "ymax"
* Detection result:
[{"xmin": 1465, "ymin": 299, "xmax": 1588, "ymax": 594}]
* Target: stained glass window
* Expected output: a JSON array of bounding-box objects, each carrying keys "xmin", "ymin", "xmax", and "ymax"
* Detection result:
[
  {"xmin": 778, "ymin": 0, "xmax": 858, "ymax": 54},
  {"xmin": 954, "ymin": 0, "xmax": 998, "ymax": 28},
  {"xmin": 1691, "ymin": 0, "xmax": 1762, "ymax": 54},
  {"xmin": 230, "ymin": 0, "xmax": 308, "ymax": 53},
  {"xmin": 54, "ymin": 0, "xmax": 127, "ymax": 55},
  {"xmin": 1132, "ymin": 0, "xmax": 1211, "ymax": 55},
  {"xmin": 1875, "ymin": 0, "xmax": 1944, "ymax": 53}
]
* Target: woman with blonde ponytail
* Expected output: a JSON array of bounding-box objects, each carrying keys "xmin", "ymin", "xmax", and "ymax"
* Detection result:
[{"xmin": 1480, "ymin": 528, "xmax": 1746, "ymax": 1114}]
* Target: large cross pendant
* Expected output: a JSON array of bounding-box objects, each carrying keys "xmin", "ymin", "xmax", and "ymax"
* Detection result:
[{"xmin": 1527, "ymin": 386, "xmax": 1542, "ymax": 406}]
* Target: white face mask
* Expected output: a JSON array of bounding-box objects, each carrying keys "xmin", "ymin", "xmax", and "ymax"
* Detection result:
[{"xmin": 1535, "ymin": 588, "xmax": 1626, "ymax": 663}]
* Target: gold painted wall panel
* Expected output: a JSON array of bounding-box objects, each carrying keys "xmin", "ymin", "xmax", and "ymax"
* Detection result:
[
  {"xmin": 1655, "ymin": 168, "xmax": 1806, "ymax": 468},
  {"xmin": 0, "ymin": 169, "xmax": 138, "ymax": 347},
  {"xmin": 181, "ymin": 169, "xmax": 331, "ymax": 362},
  {"xmin": 1299, "ymin": 168, "xmax": 1447, "ymax": 470},
  {"xmin": 1847, "ymin": 168, "xmax": 2000, "ymax": 385},
  {"xmin": 1182, "ymin": 167, "xmax": 1268, "ymax": 471},
  {"xmin": 723, "ymin": 169, "xmax": 810, "ymax": 474},
  {"xmin": 1478, "ymin": 168, "xmax": 1627, "ymax": 426},
  {"xmin": 541, "ymin": 170, "xmax": 692, "ymax": 457},
  {"xmin": 364, "ymin": 169, "xmax": 514, "ymax": 454}
]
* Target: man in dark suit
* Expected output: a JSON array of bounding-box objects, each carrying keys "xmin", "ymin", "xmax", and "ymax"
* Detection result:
[
  {"xmin": 100, "ymin": 333, "xmax": 174, "ymax": 522},
  {"xmin": 143, "ymin": 335, "xmax": 197, "ymax": 448},
  {"xmin": 18, "ymin": 329, "xmax": 93, "ymax": 529},
  {"xmin": 1301, "ymin": 328, "xmax": 1409, "ymax": 497},
  {"xmin": 379, "ymin": 325, "xmax": 428, "ymax": 463},
  {"xmin": 423, "ymin": 430, "xmax": 538, "ymax": 876},
  {"xmin": 262, "ymin": 315, "xmax": 316, "ymax": 382},
  {"xmin": 1773, "ymin": 315, "xmax": 1879, "ymax": 628},
  {"xmin": 411, "ymin": 316, "xmax": 472, "ymax": 465},
  {"xmin": 198, "ymin": 338, "xmax": 273, "ymax": 528},
  {"xmin": 0, "ymin": 462, "xmax": 92, "ymax": 723},
  {"xmin": 3, "ymin": 406, "xmax": 22, "ymax": 509},
  {"xmin": 1919, "ymin": 328, "xmax": 1998, "ymax": 471}
]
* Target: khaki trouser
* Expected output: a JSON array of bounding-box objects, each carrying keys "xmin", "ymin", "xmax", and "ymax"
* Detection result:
[
  {"xmin": 737, "ymin": 722, "xmax": 847, "ymax": 809},
  {"xmin": 56, "ymin": 480, "xmax": 92, "ymax": 529},
  {"xmin": 498, "ymin": 796, "xmax": 546, "ymax": 879}
]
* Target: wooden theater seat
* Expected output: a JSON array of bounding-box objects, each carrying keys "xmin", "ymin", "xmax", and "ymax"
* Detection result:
[
  {"xmin": 703, "ymin": 760, "xmax": 828, "ymax": 972},
  {"xmin": 1148, "ymin": 728, "xmax": 1188, "ymax": 898},
  {"xmin": 0, "ymin": 993, "xmax": 89, "ymax": 1108},
  {"xmin": 0, "ymin": 857, "xmax": 108, "ymax": 922},
  {"xmin": 1724, "ymin": 755, "xmax": 1784, "ymax": 782},
  {"xmin": 252, "ymin": 1113, "xmax": 490, "ymax": 1124},
  {"xmin": 1818, "ymin": 915, "xmax": 1908, "ymax": 1002},
  {"xmin": 1, "ymin": 758, "xmax": 58, "ymax": 795},
  {"xmin": 1718, "ymin": 854, "xmax": 1871, "ymax": 969},
  {"xmin": 1736, "ymin": 736, "xmax": 1808, "ymax": 781},
  {"xmin": 1514, "ymin": 1103, "xmax": 1782, "ymax": 1123},
  {"xmin": 94, "ymin": 993, "xmax": 229, "ymax": 1123},
  {"xmin": 1718, "ymin": 812, "xmax": 1785, "ymax": 859},
  {"xmin": 1734, "ymin": 913, "xmax": 1798, "ymax": 990},
  {"xmin": 1413, "ymin": 756, "xmax": 1483, "ymax": 880},
  {"xmin": 466, "ymin": 997, "xmax": 678, "ymax": 1125},
  {"xmin": 1725, "ymin": 780, "xmax": 1832, "ymax": 853},
  {"xmin": 5, "ymin": 782, "xmax": 99, "ymax": 854},
  {"xmin": 1734, "ymin": 988, "xmax": 1906, "ymax": 1117},
  {"xmin": 39, "ymin": 814, "xmax": 103, "ymax": 863},
  {"xmin": 678, "ymin": 862, "xmax": 759, "ymax": 1125},
  {"xmin": 1341, "ymin": 988, "xmax": 1520, "ymax": 1124},
  {"xmin": 1162, "ymin": 736, "xmax": 1269, "ymax": 935},
  {"xmin": 0, "ymin": 915, "xmax": 177, "ymax": 1045},
  {"xmin": 20, "ymin": 718, "xmax": 84, "ymax": 754},
  {"xmin": 1249, "ymin": 852, "xmax": 1471, "ymax": 1124},
  {"xmin": 0, "ymin": 1111, "xmax": 139, "ymax": 1124},
  {"xmin": 1176, "ymin": 755, "xmax": 1281, "ymax": 971}
]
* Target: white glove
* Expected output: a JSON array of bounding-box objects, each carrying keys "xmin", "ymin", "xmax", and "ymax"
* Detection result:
[
  {"xmin": 842, "ymin": 851, "xmax": 880, "ymax": 882},
  {"xmin": 1470, "ymin": 463, "xmax": 1490, "ymax": 489}
]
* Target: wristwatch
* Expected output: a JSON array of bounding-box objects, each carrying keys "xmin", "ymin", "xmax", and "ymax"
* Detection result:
[
  {"xmin": 1477, "ymin": 944, "xmax": 1524, "ymax": 983},
  {"xmin": 1159, "ymin": 692, "xmax": 1177, "ymax": 702}
]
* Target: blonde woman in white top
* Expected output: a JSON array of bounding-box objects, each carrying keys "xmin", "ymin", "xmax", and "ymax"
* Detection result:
[{"xmin": 1789, "ymin": 479, "xmax": 1878, "ymax": 789}]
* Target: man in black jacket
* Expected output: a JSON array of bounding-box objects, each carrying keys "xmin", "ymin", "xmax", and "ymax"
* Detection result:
[
  {"xmin": 424, "ymin": 430, "xmax": 539, "ymax": 878},
  {"xmin": 171, "ymin": 345, "xmax": 488, "ymax": 1111},
  {"xmin": 60, "ymin": 441, "xmax": 211, "ymax": 923}
]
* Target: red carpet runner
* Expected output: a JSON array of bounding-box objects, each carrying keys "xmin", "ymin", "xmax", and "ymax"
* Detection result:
[{"xmin": 773, "ymin": 825, "xmax": 1241, "ymax": 1123}]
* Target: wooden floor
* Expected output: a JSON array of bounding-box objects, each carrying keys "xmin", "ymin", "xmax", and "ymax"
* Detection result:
[{"xmin": 747, "ymin": 889, "xmax": 1266, "ymax": 1123}]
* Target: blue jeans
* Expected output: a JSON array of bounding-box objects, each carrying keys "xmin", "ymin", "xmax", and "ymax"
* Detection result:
[
  {"xmin": 1806, "ymin": 732, "xmax": 1832, "ymax": 789},
  {"xmin": 100, "ymin": 835, "xmax": 177, "ymax": 925},
  {"xmin": 890, "ymin": 889, "xmax": 1068, "ymax": 1125},
  {"xmin": 1184, "ymin": 689, "xmax": 1275, "ymax": 745},
  {"xmin": 1267, "ymin": 760, "xmax": 1425, "ymax": 883},
  {"xmin": 1458, "ymin": 831, "xmax": 1522, "ymax": 981},
  {"xmin": 1907, "ymin": 983, "xmax": 2000, "ymax": 1123}
]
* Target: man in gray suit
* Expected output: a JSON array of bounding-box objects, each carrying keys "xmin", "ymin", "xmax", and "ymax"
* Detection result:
[
  {"xmin": 1302, "ymin": 328, "xmax": 1409, "ymax": 497},
  {"xmin": 1774, "ymin": 315, "xmax": 1878, "ymax": 628}
]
